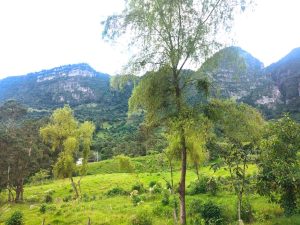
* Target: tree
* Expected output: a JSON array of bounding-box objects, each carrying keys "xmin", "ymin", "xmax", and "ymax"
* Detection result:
[
  {"xmin": 0, "ymin": 101, "xmax": 48, "ymax": 202},
  {"xmin": 103, "ymin": 1, "xmax": 251, "ymax": 223},
  {"xmin": 40, "ymin": 105, "xmax": 95, "ymax": 199},
  {"xmin": 206, "ymin": 99, "xmax": 265, "ymax": 224},
  {"xmin": 257, "ymin": 115, "xmax": 300, "ymax": 216}
]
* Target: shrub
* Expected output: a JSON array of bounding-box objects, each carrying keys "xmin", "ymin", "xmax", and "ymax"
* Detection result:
[
  {"xmin": 26, "ymin": 195, "xmax": 40, "ymax": 203},
  {"xmin": 130, "ymin": 190, "xmax": 143, "ymax": 206},
  {"xmin": 207, "ymin": 178, "xmax": 218, "ymax": 196},
  {"xmin": 149, "ymin": 181, "xmax": 157, "ymax": 188},
  {"xmin": 131, "ymin": 211, "xmax": 153, "ymax": 225},
  {"xmin": 187, "ymin": 177, "xmax": 208, "ymax": 195},
  {"xmin": 188, "ymin": 199, "xmax": 203, "ymax": 216},
  {"xmin": 131, "ymin": 183, "xmax": 145, "ymax": 193},
  {"xmin": 202, "ymin": 201, "xmax": 223, "ymax": 225},
  {"xmin": 152, "ymin": 205, "xmax": 173, "ymax": 217},
  {"xmin": 63, "ymin": 195, "xmax": 72, "ymax": 202},
  {"xmin": 106, "ymin": 187, "xmax": 128, "ymax": 197},
  {"xmin": 30, "ymin": 169, "xmax": 50, "ymax": 185},
  {"xmin": 150, "ymin": 183, "xmax": 162, "ymax": 194},
  {"xmin": 82, "ymin": 193, "xmax": 90, "ymax": 202},
  {"xmin": 5, "ymin": 211, "xmax": 24, "ymax": 225},
  {"xmin": 44, "ymin": 194, "xmax": 53, "ymax": 203},
  {"xmin": 161, "ymin": 191, "xmax": 170, "ymax": 206},
  {"xmin": 39, "ymin": 204, "xmax": 47, "ymax": 214}
]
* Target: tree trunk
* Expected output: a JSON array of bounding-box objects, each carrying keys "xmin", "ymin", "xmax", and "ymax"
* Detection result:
[
  {"xmin": 70, "ymin": 177, "xmax": 79, "ymax": 199},
  {"xmin": 179, "ymin": 136, "xmax": 187, "ymax": 225},
  {"xmin": 194, "ymin": 162, "xmax": 200, "ymax": 180},
  {"xmin": 15, "ymin": 185, "xmax": 21, "ymax": 202},
  {"xmin": 238, "ymin": 194, "xmax": 244, "ymax": 225}
]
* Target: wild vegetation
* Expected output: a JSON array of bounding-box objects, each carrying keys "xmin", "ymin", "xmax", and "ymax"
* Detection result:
[{"xmin": 1, "ymin": 0, "xmax": 300, "ymax": 225}]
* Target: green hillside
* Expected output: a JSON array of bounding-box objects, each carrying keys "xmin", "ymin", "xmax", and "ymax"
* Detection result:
[{"xmin": 1, "ymin": 155, "xmax": 297, "ymax": 225}]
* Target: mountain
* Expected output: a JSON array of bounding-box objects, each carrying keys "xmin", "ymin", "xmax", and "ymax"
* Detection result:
[
  {"xmin": 241, "ymin": 48, "xmax": 300, "ymax": 119},
  {"xmin": 195, "ymin": 46, "xmax": 300, "ymax": 120},
  {"xmin": 1, "ymin": 47, "xmax": 300, "ymax": 122},
  {"xmin": 197, "ymin": 46, "xmax": 264, "ymax": 100},
  {"xmin": 0, "ymin": 63, "xmax": 132, "ymax": 122},
  {"xmin": 266, "ymin": 48, "xmax": 300, "ymax": 117},
  {"xmin": 0, "ymin": 63, "xmax": 111, "ymax": 108}
]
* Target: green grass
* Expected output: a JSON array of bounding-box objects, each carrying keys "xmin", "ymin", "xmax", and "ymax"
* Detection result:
[{"xmin": 0, "ymin": 155, "xmax": 299, "ymax": 225}]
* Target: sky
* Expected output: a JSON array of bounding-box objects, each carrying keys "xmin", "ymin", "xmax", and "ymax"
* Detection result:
[{"xmin": 0, "ymin": 0, "xmax": 300, "ymax": 79}]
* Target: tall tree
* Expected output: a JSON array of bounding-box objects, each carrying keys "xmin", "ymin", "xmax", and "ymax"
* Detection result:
[
  {"xmin": 257, "ymin": 115, "xmax": 300, "ymax": 216},
  {"xmin": 40, "ymin": 105, "xmax": 95, "ymax": 199},
  {"xmin": 103, "ymin": 1, "xmax": 251, "ymax": 223},
  {"xmin": 206, "ymin": 99, "xmax": 265, "ymax": 224},
  {"xmin": 0, "ymin": 101, "xmax": 48, "ymax": 202}
]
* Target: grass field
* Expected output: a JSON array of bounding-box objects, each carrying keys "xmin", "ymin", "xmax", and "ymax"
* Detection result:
[{"xmin": 0, "ymin": 155, "xmax": 299, "ymax": 225}]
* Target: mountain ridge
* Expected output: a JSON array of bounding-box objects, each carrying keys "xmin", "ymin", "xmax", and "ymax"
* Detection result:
[{"xmin": 1, "ymin": 47, "xmax": 300, "ymax": 120}]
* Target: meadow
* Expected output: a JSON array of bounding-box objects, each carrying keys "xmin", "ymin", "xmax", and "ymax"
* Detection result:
[{"xmin": 1, "ymin": 155, "xmax": 300, "ymax": 225}]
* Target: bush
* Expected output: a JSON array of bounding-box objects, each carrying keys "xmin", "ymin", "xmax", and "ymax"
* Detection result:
[
  {"xmin": 44, "ymin": 194, "xmax": 53, "ymax": 203},
  {"xmin": 152, "ymin": 205, "xmax": 173, "ymax": 217},
  {"xmin": 131, "ymin": 211, "xmax": 153, "ymax": 225},
  {"xmin": 207, "ymin": 178, "xmax": 218, "ymax": 196},
  {"xmin": 39, "ymin": 204, "xmax": 47, "ymax": 214},
  {"xmin": 63, "ymin": 195, "xmax": 72, "ymax": 202},
  {"xmin": 130, "ymin": 190, "xmax": 143, "ymax": 206},
  {"xmin": 202, "ymin": 201, "xmax": 223, "ymax": 225},
  {"xmin": 161, "ymin": 191, "xmax": 170, "ymax": 206},
  {"xmin": 149, "ymin": 181, "xmax": 157, "ymax": 188},
  {"xmin": 131, "ymin": 183, "xmax": 145, "ymax": 193},
  {"xmin": 82, "ymin": 193, "xmax": 90, "ymax": 202},
  {"xmin": 150, "ymin": 183, "xmax": 162, "ymax": 194},
  {"xmin": 106, "ymin": 187, "xmax": 128, "ymax": 197},
  {"xmin": 187, "ymin": 177, "xmax": 209, "ymax": 195},
  {"xmin": 5, "ymin": 211, "xmax": 24, "ymax": 225},
  {"xmin": 26, "ymin": 195, "xmax": 40, "ymax": 203},
  {"xmin": 188, "ymin": 199, "xmax": 203, "ymax": 216},
  {"xmin": 30, "ymin": 169, "xmax": 50, "ymax": 185}
]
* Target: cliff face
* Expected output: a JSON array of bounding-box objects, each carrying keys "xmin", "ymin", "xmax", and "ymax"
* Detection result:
[
  {"xmin": 0, "ymin": 63, "xmax": 111, "ymax": 108},
  {"xmin": 197, "ymin": 47, "xmax": 300, "ymax": 120},
  {"xmin": 1, "ymin": 47, "xmax": 300, "ymax": 121},
  {"xmin": 267, "ymin": 48, "xmax": 300, "ymax": 113},
  {"xmin": 198, "ymin": 47, "xmax": 264, "ymax": 100}
]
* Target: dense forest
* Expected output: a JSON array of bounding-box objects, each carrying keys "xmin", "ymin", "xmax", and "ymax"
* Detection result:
[{"xmin": 1, "ymin": 0, "xmax": 300, "ymax": 225}]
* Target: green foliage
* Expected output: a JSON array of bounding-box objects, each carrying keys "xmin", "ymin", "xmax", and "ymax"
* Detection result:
[
  {"xmin": 202, "ymin": 201, "xmax": 223, "ymax": 225},
  {"xmin": 130, "ymin": 190, "xmax": 143, "ymax": 206},
  {"xmin": 189, "ymin": 199, "xmax": 204, "ymax": 216},
  {"xmin": 257, "ymin": 114, "xmax": 300, "ymax": 216},
  {"xmin": 115, "ymin": 155, "xmax": 135, "ymax": 173},
  {"xmin": 161, "ymin": 190, "xmax": 170, "ymax": 206},
  {"xmin": 131, "ymin": 183, "xmax": 145, "ymax": 193},
  {"xmin": 187, "ymin": 178, "xmax": 208, "ymax": 195},
  {"xmin": 39, "ymin": 204, "xmax": 47, "ymax": 214},
  {"xmin": 63, "ymin": 195, "xmax": 72, "ymax": 202},
  {"xmin": 40, "ymin": 105, "xmax": 95, "ymax": 198},
  {"xmin": 240, "ymin": 199, "xmax": 254, "ymax": 223},
  {"xmin": 131, "ymin": 211, "xmax": 153, "ymax": 225},
  {"xmin": 106, "ymin": 187, "xmax": 128, "ymax": 197},
  {"xmin": 207, "ymin": 99, "xmax": 265, "ymax": 221},
  {"xmin": 44, "ymin": 193, "xmax": 53, "ymax": 203},
  {"xmin": 129, "ymin": 67, "xmax": 176, "ymax": 126},
  {"xmin": 110, "ymin": 74, "xmax": 140, "ymax": 91},
  {"xmin": 5, "ymin": 211, "xmax": 24, "ymax": 225},
  {"xmin": 30, "ymin": 169, "xmax": 50, "ymax": 185},
  {"xmin": 207, "ymin": 177, "xmax": 218, "ymax": 196}
]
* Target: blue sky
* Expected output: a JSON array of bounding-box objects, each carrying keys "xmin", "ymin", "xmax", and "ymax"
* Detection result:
[{"xmin": 0, "ymin": 0, "xmax": 299, "ymax": 78}]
